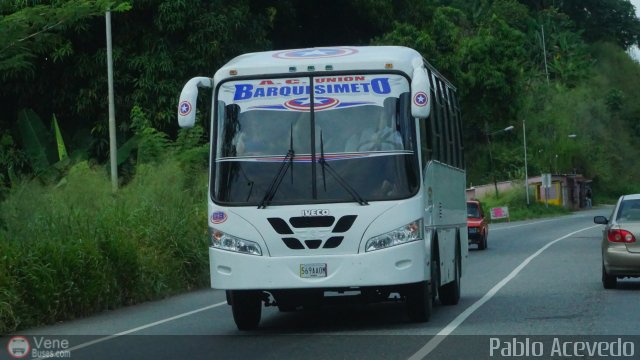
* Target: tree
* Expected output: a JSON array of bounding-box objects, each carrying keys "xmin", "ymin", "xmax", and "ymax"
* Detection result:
[
  {"xmin": 520, "ymin": 0, "xmax": 640, "ymax": 49},
  {"xmin": 0, "ymin": 0, "xmax": 129, "ymax": 81},
  {"xmin": 267, "ymin": 0, "xmax": 393, "ymax": 49},
  {"xmin": 531, "ymin": 8, "xmax": 591, "ymax": 86},
  {"xmin": 0, "ymin": 0, "xmax": 274, "ymax": 166},
  {"xmin": 458, "ymin": 15, "xmax": 527, "ymax": 129}
]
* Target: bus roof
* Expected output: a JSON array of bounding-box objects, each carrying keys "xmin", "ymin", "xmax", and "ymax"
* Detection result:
[{"xmin": 213, "ymin": 46, "xmax": 425, "ymax": 84}]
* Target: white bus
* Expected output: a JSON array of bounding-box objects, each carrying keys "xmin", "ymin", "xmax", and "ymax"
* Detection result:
[{"xmin": 177, "ymin": 46, "xmax": 467, "ymax": 330}]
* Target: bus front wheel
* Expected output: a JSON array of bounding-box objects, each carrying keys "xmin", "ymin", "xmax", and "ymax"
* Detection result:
[
  {"xmin": 406, "ymin": 281, "xmax": 432, "ymax": 322},
  {"xmin": 229, "ymin": 290, "xmax": 262, "ymax": 330}
]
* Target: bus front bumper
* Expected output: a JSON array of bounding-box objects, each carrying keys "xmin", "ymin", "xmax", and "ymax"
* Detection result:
[{"xmin": 209, "ymin": 240, "xmax": 429, "ymax": 290}]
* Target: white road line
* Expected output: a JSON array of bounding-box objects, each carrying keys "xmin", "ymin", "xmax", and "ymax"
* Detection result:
[
  {"xmin": 490, "ymin": 217, "xmax": 561, "ymax": 231},
  {"xmin": 40, "ymin": 301, "xmax": 228, "ymax": 359},
  {"xmin": 408, "ymin": 225, "xmax": 600, "ymax": 360},
  {"xmin": 492, "ymin": 211, "xmax": 602, "ymax": 231}
]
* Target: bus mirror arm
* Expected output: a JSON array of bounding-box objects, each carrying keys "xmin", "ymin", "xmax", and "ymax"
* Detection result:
[
  {"xmin": 411, "ymin": 67, "xmax": 431, "ymax": 119},
  {"xmin": 177, "ymin": 77, "xmax": 212, "ymax": 128}
]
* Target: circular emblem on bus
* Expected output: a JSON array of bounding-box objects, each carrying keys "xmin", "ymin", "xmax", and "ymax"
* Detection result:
[
  {"xmin": 210, "ymin": 211, "xmax": 228, "ymax": 224},
  {"xmin": 7, "ymin": 336, "xmax": 30, "ymax": 358},
  {"xmin": 413, "ymin": 92, "xmax": 428, "ymax": 107},
  {"xmin": 284, "ymin": 97, "xmax": 339, "ymax": 111},
  {"xmin": 179, "ymin": 101, "xmax": 192, "ymax": 116},
  {"xmin": 273, "ymin": 47, "xmax": 358, "ymax": 59}
]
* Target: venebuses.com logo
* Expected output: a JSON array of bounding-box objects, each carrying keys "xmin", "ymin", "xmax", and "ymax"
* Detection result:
[
  {"xmin": 5, "ymin": 336, "xmax": 72, "ymax": 359},
  {"xmin": 6, "ymin": 336, "xmax": 30, "ymax": 358}
]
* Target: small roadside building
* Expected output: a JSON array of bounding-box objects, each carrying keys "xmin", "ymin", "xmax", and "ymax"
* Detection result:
[
  {"xmin": 528, "ymin": 174, "xmax": 592, "ymax": 210},
  {"xmin": 466, "ymin": 174, "xmax": 592, "ymax": 210}
]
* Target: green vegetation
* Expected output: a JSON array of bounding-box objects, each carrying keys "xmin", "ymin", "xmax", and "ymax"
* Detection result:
[
  {"xmin": 0, "ymin": 109, "xmax": 209, "ymax": 333},
  {"xmin": 2, "ymin": 0, "xmax": 640, "ymax": 332},
  {"xmin": 0, "ymin": 158, "xmax": 209, "ymax": 334},
  {"xmin": 478, "ymin": 186, "xmax": 570, "ymax": 222},
  {"xmin": 3, "ymin": 0, "xmax": 640, "ymax": 197}
]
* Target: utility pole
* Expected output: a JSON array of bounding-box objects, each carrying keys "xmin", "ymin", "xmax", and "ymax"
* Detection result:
[
  {"xmin": 485, "ymin": 124, "xmax": 514, "ymax": 198},
  {"xmin": 485, "ymin": 122, "xmax": 499, "ymax": 198},
  {"xmin": 541, "ymin": 25, "xmax": 550, "ymax": 86},
  {"xmin": 523, "ymin": 120, "xmax": 529, "ymax": 206},
  {"xmin": 106, "ymin": 10, "xmax": 117, "ymax": 192}
]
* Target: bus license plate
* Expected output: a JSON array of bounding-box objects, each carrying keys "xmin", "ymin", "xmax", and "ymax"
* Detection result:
[{"xmin": 300, "ymin": 263, "xmax": 327, "ymax": 278}]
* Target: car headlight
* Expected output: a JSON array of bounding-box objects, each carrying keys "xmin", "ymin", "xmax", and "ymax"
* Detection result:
[
  {"xmin": 209, "ymin": 228, "xmax": 262, "ymax": 256},
  {"xmin": 365, "ymin": 219, "xmax": 423, "ymax": 252}
]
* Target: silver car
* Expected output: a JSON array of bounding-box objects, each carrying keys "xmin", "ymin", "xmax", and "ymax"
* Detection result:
[{"xmin": 594, "ymin": 194, "xmax": 640, "ymax": 288}]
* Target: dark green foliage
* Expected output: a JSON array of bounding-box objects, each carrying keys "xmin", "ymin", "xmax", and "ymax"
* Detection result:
[
  {"xmin": 557, "ymin": 0, "xmax": 640, "ymax": 49},
  {"xmin": 1, "ymin": 0, "xmax": 272, "ymax": 167},
  {"xmin": 0, "ymin": 159, "xmax": 209, "ymax": 333},
  {"xmin": 3, "ymin": 1, "xmax": 640, "ymax": 198},
  {"xmin": 268, "ymin": 0, "xmax": 393, "ymax": 48},
  {"xmin": 0, "ymin": 0, "xmax": 130, "ymax": 81},
  {"xmin": 518, "ymin": 0, "xmax": 640, "ymax": 49},
  {"xmin": 0, "ymin": 133, "xmax": 27, "ymax": 197},
  {"xmin": 480, "ymin": 186, "xmax": 570, "ymax": 221},
  {"xmin": 3, "ymin": 0, "xmax": 640, "ymax": 333},
  {"xmin": 130, "ymin": 105, "xmax": 169, "ymax": 164},
  {"xmin": 458, "ymin": 15, "xmax": 527, "ymax": 126},
  {"xmin": 16, "ymin": 109, "xmax": 54, "ymax": 174},
  {"xmin": 373, "ymin": 23, "xmax": 436, "ymax": 58},
  {"xmin": 511, "ymin": 41, "xmax": 640, "ymax": 197}
]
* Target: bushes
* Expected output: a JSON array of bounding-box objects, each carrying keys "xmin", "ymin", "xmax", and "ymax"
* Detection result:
[
  {"xmin": 479, "ymin": 185, "xmax": 570, "ymax": 221},
  {"xmin": 0, "ymin": 159, "xmax": 209, "ymax": 334}
]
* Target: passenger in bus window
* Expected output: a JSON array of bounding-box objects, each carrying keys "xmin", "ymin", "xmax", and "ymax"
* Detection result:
[
  {"xmin": 233, "ymin": 113, "xmax": 271, "ymax": 156},
  {"xmin": 344, "ymin": 104, "xmax": 403, "ymax": 152},
  {"xmin": 233, "ymin": 131, "xmax": 247, "ymax": 155}
]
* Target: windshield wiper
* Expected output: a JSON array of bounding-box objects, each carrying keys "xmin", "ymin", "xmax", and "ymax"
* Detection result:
[
  {"xmin": 257, "ymin": 124, "xmax": 295, "ymax": 209},
  {"xmin": 318, "ymin": 131, "xmax": 368, "ymax": 206},
  {"xmin": 239, "ymin": 166, "xmax": 254, "ymax": 202}
]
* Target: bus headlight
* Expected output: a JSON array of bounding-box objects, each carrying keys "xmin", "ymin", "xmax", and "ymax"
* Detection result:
[
  {"xmin": 209, "ymin": 228, "xmax": 262, "ymax": 256},
  {"xmin": 365, "ymin": 219, "xmax": 423, "ymax": 252}
]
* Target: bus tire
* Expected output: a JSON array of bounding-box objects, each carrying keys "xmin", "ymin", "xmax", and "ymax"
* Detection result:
[
  {"xmin": 406, "ymin": 281, "xmax": 432, "ymax": 322},
  {"xmin": 230, "ymin": 290, "xmax": 262, "ymax": 330},
  {"xmin": 430, "ymin": 245, "xmax": 439, "ymax": 303},
  {"xmin": 439, "ymin": 249, "xmax": 461, "ymax": 305},
  {"xmin": 478, "ymin": 233, "xmax": 487, "ymax": 250}
]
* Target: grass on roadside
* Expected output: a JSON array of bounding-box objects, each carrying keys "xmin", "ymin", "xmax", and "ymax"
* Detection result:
[
  {"xmin": 478, "ymin": 185, "xmax": 570, "ymax": 222},
  {"xmin": 0, "ymin": 160, "xmax": 209, "ymax": 334}
]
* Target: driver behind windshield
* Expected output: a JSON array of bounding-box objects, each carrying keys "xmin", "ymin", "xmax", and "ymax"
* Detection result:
[{"xmin": 344, "ymin": 102, "xmax": 403, "ymax": 152}]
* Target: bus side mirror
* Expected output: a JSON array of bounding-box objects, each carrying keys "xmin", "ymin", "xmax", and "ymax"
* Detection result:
[
  {"xmin": 178, "ymin": 77, "xmax": 212, "ymax": 128},
  {"xmin": 411, "ymin": 67, "xmax": 431, "ymax": 119}
]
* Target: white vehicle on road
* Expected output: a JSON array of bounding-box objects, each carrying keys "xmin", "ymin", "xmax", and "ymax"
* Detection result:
[{"xmin": 177, "ymin": 46, "xmax": 467, "ymax": 330}]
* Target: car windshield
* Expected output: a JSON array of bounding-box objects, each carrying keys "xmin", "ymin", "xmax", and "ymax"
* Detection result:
[
  {"xmin": 616, "ymin": 199, "xmax": 640, "ymax": 221},
  {"xmin": 467, "ymin": 203, "xmax": 480, "ymax": 218},
  {"xmin": 211, "ymin": 74, "xmax": 419, "ymax": 205}
]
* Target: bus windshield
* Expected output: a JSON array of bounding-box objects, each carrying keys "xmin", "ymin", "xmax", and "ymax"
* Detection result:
[{"xmin": 212, "ymin": 74, "xmax": 420, "ymax": 206}]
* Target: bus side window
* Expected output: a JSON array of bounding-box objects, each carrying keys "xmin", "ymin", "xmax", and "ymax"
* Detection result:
[
  {"xmin": 220, "ymin": 103, "xmax": 241, "ymax": 157},
  {"xmin": 419, "ymin": 115, "xmax": 431, "ymax": 170},
  {"xmin": 434, "ymin": 78, "xmax": 446, "ymax": 163},
  {"xmin": 449, "ymin": 89, "xmax": 464, "ymax": 169},
  {"xmin": 427, "ymin": 72, "xmax": 440, "ymax": 162},
  {"xmin": 440, "ymin": 81, "xmax": 453, "ymax": 166},
  {"xmin": 398, "ymin": 94, "xmax": 415, "ymax": 152}
]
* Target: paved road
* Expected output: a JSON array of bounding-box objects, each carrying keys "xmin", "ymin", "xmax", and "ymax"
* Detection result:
[{"xmin": 5, "ymin": 207, "xmax": 640, "ymax": 360}]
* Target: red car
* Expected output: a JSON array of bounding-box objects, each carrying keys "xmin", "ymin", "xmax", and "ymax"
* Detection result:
[{"xmin": 467, "ymin": 200, "xmax": 488, "ymax": 250}]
